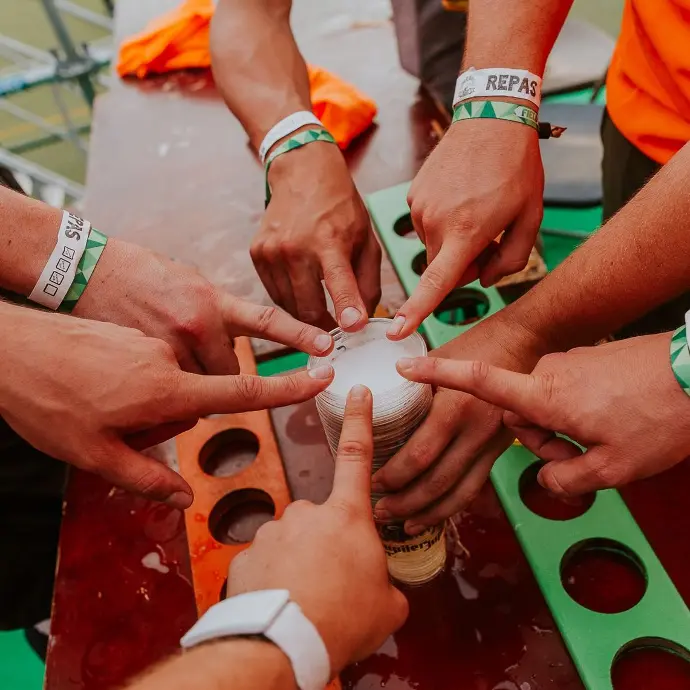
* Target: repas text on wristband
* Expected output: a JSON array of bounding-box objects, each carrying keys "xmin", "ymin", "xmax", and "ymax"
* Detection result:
[{"xmin": 264, "ymin": 128, "xmax": 337, "ymax": 206}]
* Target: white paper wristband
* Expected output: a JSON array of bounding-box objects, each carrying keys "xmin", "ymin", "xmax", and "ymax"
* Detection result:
[
  {"xmin": 453, "ymin": 67, "xmax": 542, "ymax": 108},
  {"xmin": 258, "ymin": 111, "xmax": 323, "ymax": 163},
  {"xmin": 28, "ymin": 211, "xmax": 91, "ymax": 310}
]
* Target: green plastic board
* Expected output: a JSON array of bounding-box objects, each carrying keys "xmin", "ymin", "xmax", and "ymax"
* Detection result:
[{"xmin": 366, "ymin": 181, "xmax": 690, "ymax": 689}]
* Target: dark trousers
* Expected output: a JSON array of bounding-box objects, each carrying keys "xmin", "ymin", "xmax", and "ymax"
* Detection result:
[{"xmin": 601, "ymin": 110, "xmax": 690, "ymax": 338}]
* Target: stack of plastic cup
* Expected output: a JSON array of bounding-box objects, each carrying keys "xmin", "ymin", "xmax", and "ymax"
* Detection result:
[{"xmin": 308, "ymin": 318, "xmax": 446, "ymax": 585}]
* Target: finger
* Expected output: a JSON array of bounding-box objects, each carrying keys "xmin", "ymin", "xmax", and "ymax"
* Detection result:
[
  {"xmin": 538, "ymin": 447, "xmax": 613, "ymax": 497},
  {"xmin": 127, "ymin": 420, "xmax": 199, "ymax": 450},
  {"xmin": 396, "ymin": 357, "xmax": 547, "ymax": 423},
  {"xmin": 174, "ymin": 366, "xmax": 334, "ymax": 419},
  {"xmin": 94, "ymin": 441, "xmax": 193, "ymax": 509},
  {"xmin": 353, "ymin": 233, "xmax": 383, "ymax": 316},
  {"xmin": 328, "ymin": 385, "xmax": 374, "ymax": 513},
  {"xmin": 194, "ymin": 331, "xmax": 240, "ymax": 375},
  {"xmin": 388, "ymin": 242, "xmax": 475, "ymax": 340},
  {"xmin": 371, "ymin": 389, "xmax": 459, "ymax": 493},
  {"xmin": 506, "ymin": 414, "xmax": 582, "ymax": 465},
  {"xmin": 287, "ymin": 261, "xmax": 330, "ymax": 325},
  {"xmin": 321, "ymin": 249, "xmax": 368, "ymax": 332},
  {"xmin": 480, "ymin": 213, "xmax": 540, "ymax": 287},
  {"xmin": 223, "ymin": 299, "xmax": 333, "ymax": 356},
  {"xmin": 402, "ymin": 432, "xmax": 511, "ymax": 535},
  {"xmin": 376, "ymin": 415, "xmax": 509, "ymax": 519}
]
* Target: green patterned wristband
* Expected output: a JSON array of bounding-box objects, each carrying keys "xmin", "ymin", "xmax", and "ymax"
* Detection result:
[
  {"xmin": 264, "ymin": 128, "xmax": 337, "ymax": 206},
  {"xmin": 59, "ymin": 228, "xmax": 108, "ymax": 313},
  {"xmin": 452, "ymin": 100, "xmax": 539, "ymax": 132},
  {"xmin": 670, "ymin": 326, "xmax": 690, "ymax": 395}
]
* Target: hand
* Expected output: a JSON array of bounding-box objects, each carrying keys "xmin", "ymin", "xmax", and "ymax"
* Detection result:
[
  {"xmin": 388, "ymin": 119, "xmax": 543, "ymax": 340},
  {"xmin": 0, "ymin": 303, "xmax": 334, "ymax": 509},
  {"xmin": 228, "ymin": 386, "xmax": 408, "ymax": 675},
  {"xmin": 372, "ymin": 314, "xmax": 543, "ymax": 535},
  {"xmin": 73, "ymin": 239, "xmax": 334, "ymax": 374},
  {"xmin": 252, "ymin": 140, "xmax": 382, "ymax": 331},
  {"xmin": 396, "ymin": 332, "xmax": 690, "ymax": 496}
]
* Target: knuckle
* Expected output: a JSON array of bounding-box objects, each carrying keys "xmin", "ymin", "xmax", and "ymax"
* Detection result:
[
  {"xmin": 338, "ymin": 440, "xmax": 369, "ymax": 458},
  {"xmin": 590, "ymin": 460, "xmax": 623, "ymax": 490},
  {"xmin": 469, "ymin": 359, "xmax": 491, "ymax": 386},
  {"xmin": 235, "ymin": 375, "xmax": 265, "ymax": 402},
  {"xmin": 254, "ymin": 306, "xmax": 278, "ymax": 334},
  {"xmin": 405, "ymin": 446, "xmax": 432, "ymax": 473},
  {"xmin": 420, "ymin": 262, "xmax": 448, "ymax": 293},
  {"xmin": 427, "ymin": 471, "xmax": 453, "ymax": 498},
  {"xmin": 131, "ymin": 468, "xmax": 167, "ymax": 499}
]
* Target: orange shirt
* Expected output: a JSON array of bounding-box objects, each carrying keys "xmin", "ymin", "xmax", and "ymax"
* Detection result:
[{"xmin": 607, "ymin": 0, "xmax": 690, "ymax": 164}]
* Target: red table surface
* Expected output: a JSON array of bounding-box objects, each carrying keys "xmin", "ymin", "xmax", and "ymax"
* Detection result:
[{"xmin": 47, "ymin": 393, "xmax": 690, "ymax": 690}]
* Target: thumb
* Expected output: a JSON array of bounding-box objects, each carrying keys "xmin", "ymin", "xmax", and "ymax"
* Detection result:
[
  {"xmin": 93, "ymin": 441, "xmax": 193, "ymax": 509},
  {"xmin": 538, "ymin": 447, "xmax": 614, "ymax": 497},
  {"xmin": 173, "ymin": 366, "xmax": 334, "ymax": 419}
]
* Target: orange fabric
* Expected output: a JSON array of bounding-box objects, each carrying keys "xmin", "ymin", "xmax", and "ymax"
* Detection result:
[
  {"xmin": 607, "ymin": 0, "xmax": 690, "ymax": 164},
  {"xmin": 116, "ymin": 0, "xmax": 376, "ymax": 149}
]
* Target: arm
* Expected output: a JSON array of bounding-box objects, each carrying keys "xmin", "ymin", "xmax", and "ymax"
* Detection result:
[
  {"xmin": 125, "ymin": 387, "xmax": 408, "ymax": 690},
  {"xmin": 504, "ymin": 141, "xmax": 690, "ymax": 351},
  {"xmin": 391, "ymin": 0, "xmax": 573, "ymax": 339},
  {"xmin": 0, "ymin": 186, "xmax": 333, "ymax": 374},
  {"xmin": 0, "ymin": 300, "xmax": 333, "ymax": 508},
  {"xmin": 210, "ymin": 0, "xmax": 381, "ymax": 331},
  {"xmin": 127, "ymin": 639, "xmax": 296, "ymax": 690},
  {"xmin": 374, "ymin": 141, "xmax": 690, "ymax": 533}
]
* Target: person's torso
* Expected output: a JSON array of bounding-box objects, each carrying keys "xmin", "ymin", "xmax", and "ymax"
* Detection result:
[{"xmin": 607, "ymin": 0, "xmax": 690, "ymax": 164}]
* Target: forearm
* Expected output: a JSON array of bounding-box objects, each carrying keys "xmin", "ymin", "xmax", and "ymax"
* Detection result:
[
  {"xmin": 504, "ymin": 141, "xmax": 690, "ymax": 353},
  {"xmin": 463, "ymin": 0, "xmax": 573, "ymax": 75},
  {"xmin": 0, "ymin": 186, "xmax": 62, "ymax": 296},
  {"xmin": 210, "ymin": 0, "xmax": 310, "ymax": 150},
  {"xmin": 126, "ymin": 638, "xmax": 297, "ymax": 690}
]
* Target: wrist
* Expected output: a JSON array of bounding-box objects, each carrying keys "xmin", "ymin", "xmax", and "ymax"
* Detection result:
[{"xmin": 267, "ymin": 133, "xmax": 344, "ymax": 186}]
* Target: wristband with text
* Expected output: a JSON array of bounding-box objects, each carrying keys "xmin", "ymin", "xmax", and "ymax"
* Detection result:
[
  {"xmin": 59, "ymin": 228, "xmax": 108, "ymax": 313},
  {"xmin": 454, "ymin": 67, "xmax": 542, "ymax": 108},
  {"xmin": 28, "ymin": 211, "xmax": 90, "ymax": 310},
  {"xmin": 264, "ymin": 128, "xmax": 337, "ymax": 206}
]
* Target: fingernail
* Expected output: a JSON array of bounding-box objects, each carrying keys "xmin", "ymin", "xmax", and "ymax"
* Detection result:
[
  {"xmin": 309, "ymin": 364, "xmax": 334, "ymax": 380},
  {"xmin": 397, "ymin": 357, "xmax": 414, "ymax": 372},
  {"xmin": 314, "ymin": 334, "xmax": 332, "ymax": 352},
  {"xmin": 340, "ymin": 307, "xmax": 362, "ymax": 329},
  {"xmin": 166, "ymin": 491, "xmax": 193, "ymax": 510},
  {"xmin": 387, "ymin": 315, "xmax": 405, "ymax": 337},
  {"xmin": 405, "ymin": 522, "xmax": 426, "ymax": 537},
  {"xmin": 374, "ymin": 509, "xmax": 392, "ymax": 521},
  {"xmin": 349, "ymin": 384, "xmax": 369, "ymax": 400}
]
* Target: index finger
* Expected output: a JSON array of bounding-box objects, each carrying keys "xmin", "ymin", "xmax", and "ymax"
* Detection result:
[
  {"xmin": 175, "ymin": 366, "xmax": 334, "ymax": 419},
  {"xmin": 327, "ymin": 385, "xmax": 374, "ymax": 513},
  {"xmin": 387, "ymin": 242, "xmax": 475, "ymax": 340},
  {"xmin": 222, "ymin": 298, "xmax": 333, "ymax": 356},
  {"xmin": 396, "ymin": 357, "xmax": 546, "ymax": 423}
]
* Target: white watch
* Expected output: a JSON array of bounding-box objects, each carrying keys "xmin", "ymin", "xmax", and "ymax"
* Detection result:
[{"xmin": 180, "ymin": 589, "xmax": 330, "ymax": 690}]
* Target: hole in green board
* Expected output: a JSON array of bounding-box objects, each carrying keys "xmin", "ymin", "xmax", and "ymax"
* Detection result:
[
  {"xmin": 199, "ymin": 428, "xmax": 259, "ymax": 478},
  {"xmin": 394, "ymin": 213, "xmax": 416, "ymax": 238},
  {"xmin": 209, "ymin": 489, "xmax": 275, "ymax": 545},
  {"xmin": 411, "ymin": 250, "xmax": 427, "ymax": 276},
  {"xmin": 561, "ymin": 538, "xmax": 647, "ymax": 614},
  {"xmin": 612, "ymin": 638, "xmax": 690, "ymax": 690},
  {"xmin": 519, "ymin": 463, "xmax": 595, "ymax": 521},
  {"xmin": 433, "ymin": 289, "xmax": 490, "ymax": 326}
]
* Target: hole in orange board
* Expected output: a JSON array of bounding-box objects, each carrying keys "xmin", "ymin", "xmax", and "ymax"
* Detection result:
[
  {"xmin": 199, "ymin": 428, "xmax": 259, "ymax": 478},
  {"xmin": 209, "ymin": 489, "xmax": 275, "ymax": 545}
]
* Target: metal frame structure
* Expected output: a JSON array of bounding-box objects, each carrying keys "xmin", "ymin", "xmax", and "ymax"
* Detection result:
[{"xmin": 0, "ymin": 0, "xmax": 113, "ymax": 204}]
